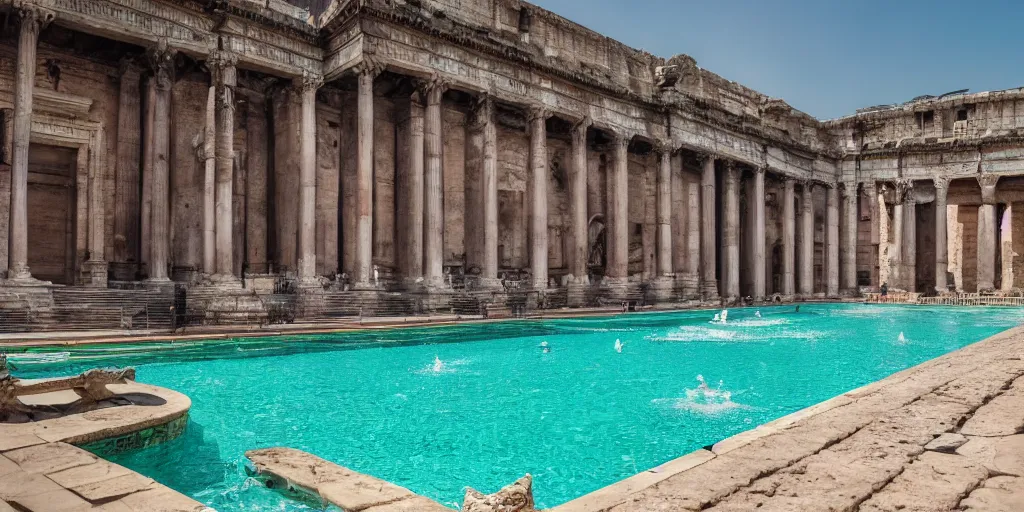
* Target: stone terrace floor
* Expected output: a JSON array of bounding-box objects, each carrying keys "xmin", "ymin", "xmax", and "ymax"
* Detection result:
[{"xmin": 569, "ymin": 324, "xmax": 1024, "ymax": 512}]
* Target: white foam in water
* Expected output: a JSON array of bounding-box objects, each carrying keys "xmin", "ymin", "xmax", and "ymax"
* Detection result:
[
  {"xmin": 416, "ymin": 356, "xmax": 471, "ymax": 375},
  {"xmin": 614, "ymin": 339, "xmax": 623, "ymax": 353},
  {"xmin": 652, "ymin": 375, "xmax": 745, "ymax": 415},
  {"xmin": 6, "ymin": 352, "xmax": 70, "ymax": 364}
]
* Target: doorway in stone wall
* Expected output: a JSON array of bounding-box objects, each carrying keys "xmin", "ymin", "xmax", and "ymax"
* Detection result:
[{"xmin": 26, "ymin": 143, "xmax": 77, "ymax": 284}]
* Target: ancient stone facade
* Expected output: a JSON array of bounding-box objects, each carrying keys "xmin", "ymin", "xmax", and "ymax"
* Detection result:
[{"xmin": 0, "ymin": 0, "xmax": 1020, "ymax": 323}]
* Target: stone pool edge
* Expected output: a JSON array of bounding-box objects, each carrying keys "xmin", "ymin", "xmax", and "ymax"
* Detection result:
[
  {"xmin": 549, "ymin": 322, "xmax": 1024, "ymax": 512},
  {"xmin": 0, "ymin": 381, "xmax": 206, "ymax": 510}
]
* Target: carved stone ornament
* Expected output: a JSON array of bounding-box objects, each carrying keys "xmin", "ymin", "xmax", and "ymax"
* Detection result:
[
  {"xmin": 299, "ymin": 69, "xmax": 323, "ymax": 92},
  {"xmin": 147, "ymin": 40, "xmax": 177, "ymax": 91},
  {"xmin": 354, "ymin": 56, "xmax": 386, "ymax": 79},
  {"xmin": 526, "ymin": 104, "xmax": 548, "ymax": 123},
  {"xmin": 16, "ymin": 2, "xmax": 55, "ymax": 37},
  {"xmin": 463, "ymin": 474, "xmax": 536, "ymax": 512}
]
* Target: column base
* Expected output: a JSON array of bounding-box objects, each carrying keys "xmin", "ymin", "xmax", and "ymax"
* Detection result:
[
  {"xmin": 79, "ymin": 260, "xmax": 108, "ymax": 288},
  {"xmin": 650, "ymin": 276, "xmax": 675, "ymax": 301}
]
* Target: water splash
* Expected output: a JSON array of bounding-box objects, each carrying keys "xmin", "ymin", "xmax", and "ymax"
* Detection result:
[
  {"xmin": 614, "ymin": 339, "xmax": 623, "ymax": 353},
  {"xmin": 653, "ymin": 375, "xmax": 745, "ymax": 415},
  {"xmin": 710, "ymin": 309, "xmax": 729, "ymax": 325},
  {"xmin": 433, "ymin": 355, "xmax": 444, "ymax": 373},
  {"xmin": 755, "ymin": 311, "xmax": 761, "ymax": 318},
  {"xmin": 897, "ymin": 332, "xmax": 906, "ymax": 344}
]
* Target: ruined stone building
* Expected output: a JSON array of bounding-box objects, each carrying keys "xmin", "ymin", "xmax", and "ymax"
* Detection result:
[{"xmin": 0, "ymin": 0, "xmax": 1021, "ymax": 326}]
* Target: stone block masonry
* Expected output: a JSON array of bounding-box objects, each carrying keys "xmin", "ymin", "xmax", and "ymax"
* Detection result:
[{"xmin": 0, "ymin": 0, "xmax": 1021, "ymax": 327}]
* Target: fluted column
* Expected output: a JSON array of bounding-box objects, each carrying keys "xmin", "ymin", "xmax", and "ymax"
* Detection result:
[
  {"xmin": 6, "ymin": 5, "xmax": 53, "ymax": 280},
  {"xmin": 723, "ymin": 163, "xmax": 740, "ymax": 299},
  {"xmin": 113, "ymin": 61, "xmax": 143, "ymax": 276},
  {"xmin": 607, "ymin": 135, "xmax": 630, "ymax": 280},
  {"xmin": 781, "ymin": 178, "xmax": 795, "ymax": 296},
  {"xmin": 480, "ymin": 97, "xmax": 498, "ymax": 283},
  {"xmin": 528, "ymin": 106, "xmax": 549, "ymax": 289},
  {"xmin": 212, "ymin": 51, "xmax": 239, "ymax": 279},
  {"xmin": 752, "ymin": 167, "xmax": 766, "ymax": 300},
  {"xmin": 569, "ymin": 117, "xmax": 591, "ymax": 281},
  {"xmin": 297, "ymin": 71, "xmax": 323, "ymax": 283},
  {"xmin": 840, "ymin": 182, "xmax": 858, "ymax": 294},
  {"xmin": 201, "ymin": 85, "xmax": 216, "ymax": 274},
  {"xmin": 699, "ymin": 155, "xmax": 718, "ymax": 298},
  {"xmin": 656, "ymin": 145, "xmax": 673, "ymax": 277},
  {"xmin": 977, "ymin": 174, "xmax": 999, "ymax": 291},
  {"xmin": 685, "ymin": 180, "xmax": 700, "ymax": 281},
  {"xmin": 933, "ymin": 177, "xmax": 949, "ymax": 293},
  {"xmin": 146, "ymin": 42, "xmax": 175, "ymax": 282},
  {"xmin": 826, "ymin": 184, "xmax": 840, "ymax": 297},
  {"xmin": 798, "ymin": 182, "xmax": 814, "ymax": 296},
  {"xmin": 902, "ymin": 189, "xmax": 917, "ymax": 292},
  {"xmin": 423, "ymin": 78, "xmax": 447, "ymax": 285},
  {"xmin": 403, "ymin": 90, "xmax": 425, "ymax": 281}
]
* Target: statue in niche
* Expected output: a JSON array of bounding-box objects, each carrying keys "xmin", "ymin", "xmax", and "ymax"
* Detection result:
[{"xmin": 587, "ymin": 215, "xmax": 606, "ymax": 269}]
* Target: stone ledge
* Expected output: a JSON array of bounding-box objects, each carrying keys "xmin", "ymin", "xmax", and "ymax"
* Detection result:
[{"xmin": 246, "ymin": 447, "xmax": 451, "ymax": 511}]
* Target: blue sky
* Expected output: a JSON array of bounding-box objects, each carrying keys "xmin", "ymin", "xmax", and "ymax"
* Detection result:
[{"xmin": 530, "ymin": 0, "xmax": 1023, "ymax": 120}]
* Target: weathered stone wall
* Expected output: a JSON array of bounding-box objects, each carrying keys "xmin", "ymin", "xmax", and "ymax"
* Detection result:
[
  {"xmin": 915, "ymin": 202, "xmax": 936, "ymax": 292},
  {"xmin": 442, "ymin": 105, "xmax": 466, "ymax": 266},
  {"xmin": 170, "ymin": 76, "xmax": 208, "ymax": 271},
  {"xmin": 316, "ymin": 103, "xmax": 341, "ymax": 276},
  {"xmin": 497, "ymin": 124, "xmax": 527, "ymax": 269},
  {"xmin": 958, "ymin": 206, "xmax": 979, "ymax": 291},
  {"xmin": 547, "ymin": 137, "xmax": 570, "ymax": 274}
]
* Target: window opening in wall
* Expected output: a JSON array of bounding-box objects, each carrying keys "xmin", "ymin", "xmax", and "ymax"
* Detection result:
[
  {"xmin": 957, "ymin": 109, "xmax": 968, "ymax": 121},
  {"xmin": 915, "ymin": 110, "xmax": 935, "ymax": 130}
]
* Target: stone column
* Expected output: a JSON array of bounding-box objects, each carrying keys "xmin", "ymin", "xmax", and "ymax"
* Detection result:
[
  {"xmin": 528, "ymin": 106, "xmax": 549, "ymax": 290},
  {"xmin": 202, "ymin": 85, "xmax": 216, "ymax": 274},
  {"xmin": 781, "ymin": 178, "xmax": 795, "ymax": 297},
  {"xmin": 607, "ymin": 135, "xmax": 630, "ymax": 280},
  {"xmin": 840, "ymin": 182, "xmax": 858, "ymax": 294},
  {"xmin": 568, "ymin": 117, "xmax": 591, "ymax": 282},
  {"xmin": 112, "ymin": 61, "xmax": 143, "ymax": 277},
  {"xmin": 297, "ymin": 71, "xmax": 323, "ymax": 283},
  {"xmin": 480, "ymin": 97, "xmax": 499, "ymax": 285},
  {"xmin": 977, "ymin": 174, "xmax": 1000, "ymax": 291},
  {"xmin": 140, "ymin": 77, "xmax": 156, "ymax": 274},
  {"xmin": 6, "ymin": 5, "xmax": 53, "ymax": 280},
  {"xmin": 934, "ymin": 177, "xmax": 949, "ymax": 293},
  {"xmin": 403, "ymin": 90, "xmax": 425, "ymax": 281},
  {"xmin": 752, "ymin": 167, "xmax": 766, "ymax": 300},
  {"xmin": 212, "ymin": 51, "xmax": 238, "ymax": 279},
  {"xmin": 798, "ymin": 182, "xmax": 814, "ymax": 296},
  {"xmin": 723, "ymin": 163, "xmax": 740, "ymax": 299},
  {"xmin": 826, "ymin": 184, "xmax": 840, "ymax": 297},
  {"xmin": 890, "ymin": 184, "xmax": 904, "ymax": 290},
  {"xmin": 903, "ymin": 189, "xmax": 917, "ymax": 292},
  {"xmin": 686, "ymin": 180, "xmax": 700, "ymax": 281},
  {"xmin": 422, "ymin": 78, "xmax": 447, "ymax": 286},
  {"xmin": 699, "ymin": 155, "xmax": 718, "ymax": 298},
  {"xmin": 656, "ymin": 145, "xmax": 673, "ymax": 277},
  {"xmin": 146, "ymin": 42, "xmax": 176, "ymax": 282},
  {"xmin": 864, "ymin": 181, "xmax": 879, "ymax": 290}
]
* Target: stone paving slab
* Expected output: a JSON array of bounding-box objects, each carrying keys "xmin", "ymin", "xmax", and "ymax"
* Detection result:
[
  {"xmin": 0, "ymin": 382, "xmax": 206, "ymax": 511},
  {"xmin": 247, "ymin": 447, "xmax": 451, "ymax": 512},
  {"xmin": 551, "ymin": 324, "xmax": 1024, "ymax": 512}
]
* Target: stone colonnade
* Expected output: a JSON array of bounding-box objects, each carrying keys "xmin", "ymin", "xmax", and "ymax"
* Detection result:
[{"xmin": 1, "ymin": 7, "xmax": 851, "ymax": 302}]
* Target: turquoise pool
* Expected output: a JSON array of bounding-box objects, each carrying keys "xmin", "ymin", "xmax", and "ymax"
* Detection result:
[{"xmin": 8, "ymin": 304, "xmax": 1024, "ymax": 510}]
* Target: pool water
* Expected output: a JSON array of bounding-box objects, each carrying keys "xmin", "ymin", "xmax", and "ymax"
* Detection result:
[{"xmin": 9, "ymin": 304, "xmax": 1024, "ymax": 510}]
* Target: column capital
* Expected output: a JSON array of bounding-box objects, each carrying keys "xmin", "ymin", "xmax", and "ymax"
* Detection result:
[
  {"xmin": 572, "ymin": 115, "xmax": 593, "ymax": 133},
  {"xmin": 839, "ymin": 181, "xmax": 857, "ymax": 198},
  {"xmin": 354, "ymin": 56, "xmax": 386, "ymax": 79},
  {"xmin": 800, "ymin": 179, "xmax": 816, "ymax": 192},
  {"xmin": 209, "ymin": 50, "xmax": 238, "ymax": 88},
  {"xmin": 468, "ymin": 94, "xmax": 493, "ymax": 129},
  {"xmin": 16, "ymin": 2, "xmax": 55, "ymax": 36},
  {"xmin": 653, "ymin": 139, "xmax": 674, "ymax": 156},
  {"xmin": 526, "ymin": 104, "xmax": 549, "ymax": 123},
  {"xmin": 933, "ymin": 176, "xmax": 950, "ymax": 193},
  {"xmin": 751, "ymin": 166, "xmax": 766, "ymax": 175},
  {"xmin": 414, "ymin": 74, "xmax": 449, "ymax": 104},
  {"xmin": 612, "ymin": 132, "xmax": 632, "ymax": 150},
  {"xmin": 978, "ymin": 174, "xmax": 1000, "ymax": 204},
  {"xmin": 892, "ymin": 178, "xmax": 913, "ymax": 203},
  {"xmin": 695, "ymin": 152, "xmax": 719, "ymax": 165},
  {"xmin": 146, "ymin": 40, "xmax": 177, "ymax": 91},
  {"xmin": 118, "ymin": 57, "xmax": 143, "ymax": 80},
  {"xmin": 296, "ymin": 69, "xmax": 323, "ymax": 92}
]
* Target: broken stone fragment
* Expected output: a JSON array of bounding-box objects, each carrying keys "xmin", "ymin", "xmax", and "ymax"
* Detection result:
[
  {"xmin": 463, "ymin": 474, "xmax": 536, "ymax": 512},
  {"xmin": 925, "ymin": 432, "xmax": 968, "ymax": 453}
]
